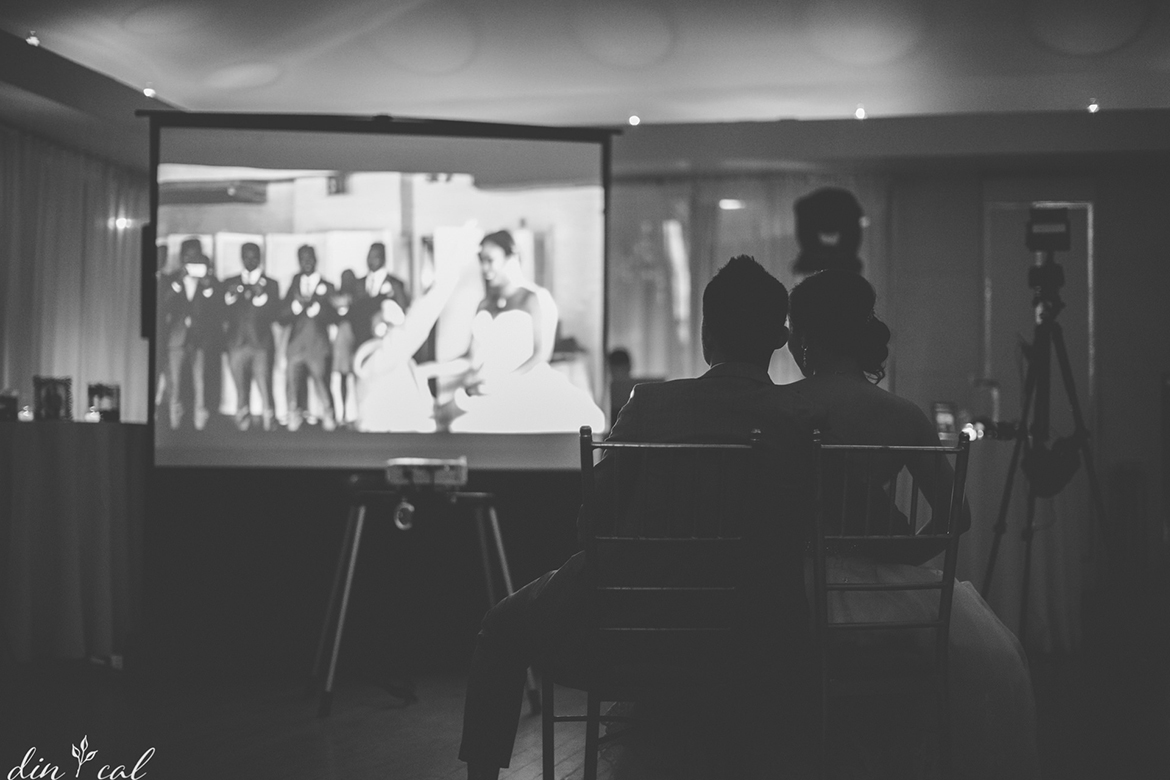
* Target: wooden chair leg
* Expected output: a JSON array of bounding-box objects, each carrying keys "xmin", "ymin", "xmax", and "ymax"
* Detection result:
[
  {"xmin": 542, "ymin": 675, "xmax": 555, "ymax": 780},
  {"xmin": 819, "ymin": 675, "xmax": 830, "ymax": 780},
  {"xmin": 583, "ymin": 688, "xmax": 601, "ymax": 780},
  {"xmin": 936, "ymin": 676, "xmax": 951, "ymax": 780}
]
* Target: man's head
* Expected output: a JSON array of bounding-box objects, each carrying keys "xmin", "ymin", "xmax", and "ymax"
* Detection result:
[
  {"xmin": 297, "ymin": 245, "xmax": 317, "ymax": 275},
  {"xmin": 182, "ymin": 240, "xmax": 209, "ymax": 278},
  {"xmin": 179, "ymin": 238, "xmax": 202, "ymax": 265},
  {"xmin": 700, "ymin": 255, "xmax": 789, "ymax": 368},
  {"xmin": 241, "ymin": 242, "xmax": 261, "ymax": 272},
  {"xmin": 367, "ymin": 242, "xmax": 386, "ymax": 272},
  {"xmin": 608, "ymin": 348, "xmax": 632, "ymax": 379}
]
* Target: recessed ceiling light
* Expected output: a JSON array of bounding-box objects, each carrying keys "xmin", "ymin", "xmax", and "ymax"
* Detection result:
[
  {"xmin": 628, "ymin": 115, "xmax": 641, "ymax": 126},
  {"xmin": 854, "ymin": 104, "xmax": 867, "ymax": 120},
  {"xmin": 143, "ymin": 86, "xmax": 157, "ymax": 98},
  {"xmin": 26, "ymin": 31, "xmax": 39, "ymax": 46},
  {"xmin": 1087, "ymin": 98, "xmax": 1100, "ymax": 113},
  {"xmin": 718, "ymin": 199, "xmax": 745, "ymax": 210}
]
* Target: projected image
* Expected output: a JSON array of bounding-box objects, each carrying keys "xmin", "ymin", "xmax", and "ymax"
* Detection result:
[{"xmin": 155, "ymin": 164, "xmax": 605, "ymax": 441}]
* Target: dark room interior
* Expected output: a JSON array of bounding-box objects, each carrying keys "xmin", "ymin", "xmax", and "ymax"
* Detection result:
[{"xmin": 2, "ymin": 2, "xmax": 1169, "ymax": 779}]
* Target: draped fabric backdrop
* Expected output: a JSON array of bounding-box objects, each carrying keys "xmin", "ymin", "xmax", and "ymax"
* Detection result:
[{"xmin": 0, "ymin": 123, "xmax": 150, "ymax": 422}]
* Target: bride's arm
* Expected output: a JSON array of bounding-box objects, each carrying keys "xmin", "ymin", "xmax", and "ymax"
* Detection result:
[
  {"xmin": 905, "ymin": 410, "xmax": 972, "ymax": 536},
  {"xmin": 512, "ymin": 290, "xmax": 548, "ymax": 376}
]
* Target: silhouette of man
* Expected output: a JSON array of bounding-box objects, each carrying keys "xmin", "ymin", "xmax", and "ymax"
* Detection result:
[
  {"xmin": 223, "ymin": 242, "xmax": 279, "ymax": 431},
  {"xmin": 159, "ymin": 238, "xmax": 220, "ymax": 430},
  {"xmin": 281, "ymin": 244, "xmax": 337, "ymax": 431},
  {"xmin": 459, "ymin": 255, "xmax": 820, "ymax": 779}
]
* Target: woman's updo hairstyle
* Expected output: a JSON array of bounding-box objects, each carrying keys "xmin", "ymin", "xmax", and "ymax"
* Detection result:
[
  {"xmin": 481, "ymin": 230, "xmax": 516, "ymax": 256},
  {"xmin": 789, "ymin": 269, "xmax": 891, "ymax": 382}
]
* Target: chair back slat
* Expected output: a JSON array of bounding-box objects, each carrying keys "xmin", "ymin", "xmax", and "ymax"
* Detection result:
[
  {"xmin": 578, "ymin": 425, "xmax": 790, "ymax": 671},
  {"xmin": 813, "ymin": 435, "xmax": 971, "ymax": 660}
]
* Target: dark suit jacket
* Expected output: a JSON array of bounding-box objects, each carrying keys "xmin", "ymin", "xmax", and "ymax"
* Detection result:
[
  {"xmin": 281, "ymin": 273, "xmax": 338, "ymax": 359},
  {"xmin": 349, "ymin": 272, "xmax": 411, "ymax": 345},
  {"xmin": 159, "ymin": 271, "xmax": 222, "ymax": 350},
  {"xmin": 222, "ymin": 273, "xmax": 279, "ymax": 352},
  {"xmin": 544, "ymin": 362, "xmax": 822, "ymax": 672}
]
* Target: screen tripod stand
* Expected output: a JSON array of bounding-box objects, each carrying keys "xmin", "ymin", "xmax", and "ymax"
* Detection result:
[{"xmin": 979, "ymin": 208, "xmax": 1112, "ymax": 646}]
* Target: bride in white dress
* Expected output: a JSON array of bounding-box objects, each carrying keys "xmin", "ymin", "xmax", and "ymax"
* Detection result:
[
  {"xmin": 445, "ymin": 230, "xmax": 604, "ymax": 433},
  {"xmin": 787, "ymin": 270, "xmax": 1041, "ymax": 780}
]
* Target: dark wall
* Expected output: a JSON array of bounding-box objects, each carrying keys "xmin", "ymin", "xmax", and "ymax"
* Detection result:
[
  {"xmin": 887, "ymin": 157, "xmax": 1170, "ymax": 582},
  {"xmin": 143, "ymin": 468, "xmax": 582, "ymax": 678}
]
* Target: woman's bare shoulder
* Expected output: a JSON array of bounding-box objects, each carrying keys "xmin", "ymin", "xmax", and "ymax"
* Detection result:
[
  {"xmin": 873, "ymin": 386, "xmax": 938, "ymax": 444},
  {"xmin": 794, "ymin": 379, "xmax": 936, "ymax": 444}
]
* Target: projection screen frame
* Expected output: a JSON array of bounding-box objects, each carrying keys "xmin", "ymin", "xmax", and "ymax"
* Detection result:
[{"xmin": 140, "ymin": 110, "xmax": 616, "ymax": 471}]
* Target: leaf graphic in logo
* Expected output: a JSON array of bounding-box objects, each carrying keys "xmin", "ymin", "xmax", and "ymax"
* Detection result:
[{"xmin": 72, "ymin": 735, "xmax": 96, "ymax": 777}]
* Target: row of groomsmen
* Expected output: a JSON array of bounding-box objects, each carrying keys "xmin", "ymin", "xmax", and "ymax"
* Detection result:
[{"xmin": 158, "ymin": 237, "xmax": 410, "ymax": 431}]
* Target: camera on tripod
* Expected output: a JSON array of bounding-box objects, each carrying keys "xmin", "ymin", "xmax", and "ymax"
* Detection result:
[
  {"xmin": 1026, "ymin": 207, "xmax": 1069, "ymax": 314},
  {"xmin": 981, "ymin": 203, "xmax": 1111, "ymax": 644}
]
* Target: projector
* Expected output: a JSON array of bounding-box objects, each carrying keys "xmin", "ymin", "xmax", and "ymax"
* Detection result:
[{"xmin": 384, "ymin": 457, "xmax": 468, "ymax": 490}]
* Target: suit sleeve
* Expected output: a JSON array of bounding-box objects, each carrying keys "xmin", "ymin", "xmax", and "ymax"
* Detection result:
[{"xmin": 577, "ymin": 383, "xmax": 648, "ymax": 543}]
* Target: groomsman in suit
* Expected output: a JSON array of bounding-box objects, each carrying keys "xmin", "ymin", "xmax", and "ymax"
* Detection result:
[
  {"xmin": 222, "ymin": 242, "xmax": 279, "ymax": 431},
  {"xmin": 333, "ymin": 242, "xmax": 412, "ymax": 425},
  {"xmin": 281, "ymin": 244, "xmax": 337, "ymax": 431},
  {"xmin": 159, "ymin": 238, "xmax": 221, "ymax": 431},
  {"xmin": 351, "ymin": 242, "xmax": 411, "ymax": 346}
]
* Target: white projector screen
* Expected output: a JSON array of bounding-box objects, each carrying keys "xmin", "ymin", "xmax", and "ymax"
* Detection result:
[{"xmin": 148, "ymin": 114, "xmax": 610, "ymax": 469}]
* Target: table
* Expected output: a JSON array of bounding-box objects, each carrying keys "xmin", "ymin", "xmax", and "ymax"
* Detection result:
[
  {"xmin": 0, "ymin": 421, "xmax": 147, "ymax": 662},
  {"xmin": 955, "ymin": 438, "xmax": 1092, "ymax": 654}
]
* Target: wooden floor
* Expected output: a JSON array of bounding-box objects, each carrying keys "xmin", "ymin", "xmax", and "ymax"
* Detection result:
[
  {"xmin": 2, "ymin": 655, "xmax": 1167, "ymax": 780},
  {"xmin": 0, "ymin": 662, "xmax": 638, "ymax": 780},
  {"xmin": 3, "ymin": 580, "xmax": 1169, "ymax": 780}
]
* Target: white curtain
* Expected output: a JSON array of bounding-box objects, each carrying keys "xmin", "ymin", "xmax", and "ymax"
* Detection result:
[{"xmin": 0, "ymin": 123, "xmax": 150, "ymax": 422}]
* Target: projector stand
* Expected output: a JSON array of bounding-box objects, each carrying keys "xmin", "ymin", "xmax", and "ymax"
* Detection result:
[{"xmin": 309, "ymin": 483, "xmax": 539, "ymax": 718}]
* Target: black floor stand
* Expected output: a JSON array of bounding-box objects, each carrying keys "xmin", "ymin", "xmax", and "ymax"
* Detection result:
[
  {"xmin": 308, "ymin": 483, "xmax": 540, "ymax": 717},
  {"xmin": 980, "ymin": 252, "xmax": 1112, "ymax": 646}
]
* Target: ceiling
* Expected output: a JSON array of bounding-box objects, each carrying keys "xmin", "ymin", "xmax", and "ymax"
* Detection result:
[{"xmin": 3, "ymin": 0, "xmax": 1170, "ymax": 128}]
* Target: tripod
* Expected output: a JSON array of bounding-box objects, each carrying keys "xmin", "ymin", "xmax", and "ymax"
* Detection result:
[{"xmin": 980, "ymin": 250, "xmax": 1111, "ymax": 646}]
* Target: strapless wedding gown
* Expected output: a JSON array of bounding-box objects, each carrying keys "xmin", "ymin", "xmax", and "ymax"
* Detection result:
[
  {"xmin": 450, "ymin": 309, "xmax": 604, "ymax": 433},
  {"xmin": 817, "ymin": 556, "xmax": 1042, "ymax": 779}
]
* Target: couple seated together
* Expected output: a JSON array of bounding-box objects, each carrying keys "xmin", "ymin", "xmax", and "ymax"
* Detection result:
[{"xmin": 460, "ymin": 257, "xmax": 1039, "ymax": 779}]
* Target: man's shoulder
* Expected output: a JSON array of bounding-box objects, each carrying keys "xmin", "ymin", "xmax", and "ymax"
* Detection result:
[{"xmin": 613, "ymin": 373, "xmax": 820, "ymax": 441}]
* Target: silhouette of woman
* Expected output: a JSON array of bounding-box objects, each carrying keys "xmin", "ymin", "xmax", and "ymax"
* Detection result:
[{"xmin": 788, "ymin": 270, "xmax": 1040, "ymax": 780}]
